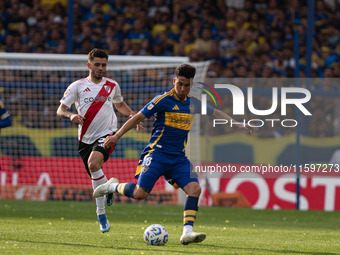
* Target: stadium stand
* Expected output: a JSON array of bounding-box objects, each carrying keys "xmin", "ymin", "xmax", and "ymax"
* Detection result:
[{"xmin": 0, "ymin": 0, "xmax": 339, "ymax": 78}]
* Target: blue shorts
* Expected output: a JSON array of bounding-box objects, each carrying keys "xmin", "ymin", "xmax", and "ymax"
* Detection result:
[{"xmin": 136, "ymin": 150, "xmax": 198, "ymax": 192}]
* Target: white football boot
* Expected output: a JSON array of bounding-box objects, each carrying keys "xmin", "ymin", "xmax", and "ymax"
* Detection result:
[
  {"xmin": 180, "ymin": 232, "xmax": 206, "ymax": 245},
  {"xmin": 93, "ymin": 177, "xmax": 119, "ymax": 198}
]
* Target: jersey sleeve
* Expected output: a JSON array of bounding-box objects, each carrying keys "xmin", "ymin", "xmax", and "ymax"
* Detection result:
[
  {"xmin": 112, "ymin": 82, "xmax": 124, "ymax": 103},
  {"xmin": 190, "ymin": 96, "xmax": 214, "ymax": 116},
  {"xmin": 60, "ymin": 82, "xmax": 78, "ymax": 108},
  {"xmin": 140, "ymin": 95, "xmax": 164, "ymax": 119}
]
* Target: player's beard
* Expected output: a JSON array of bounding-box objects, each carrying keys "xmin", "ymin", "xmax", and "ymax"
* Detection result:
[
  {"xmin": 93, "ymin": 71, "xmax": 104, "ymax": 80},
  {"xmin": 175, "ymin": 90, "xmax": 187, "ymax": 101},
  {"xmin": 177, "ymin": 94, "xmax": 185, "ymax": 100}
]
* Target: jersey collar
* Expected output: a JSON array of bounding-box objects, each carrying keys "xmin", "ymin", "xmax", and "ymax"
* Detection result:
[
  {"xmin": 87, "ymin": 76, "xmax": 105, "ymax": 85},
  {"xmin": 171, "ymin": 88, "xmax": 189, "ymax": 101}
]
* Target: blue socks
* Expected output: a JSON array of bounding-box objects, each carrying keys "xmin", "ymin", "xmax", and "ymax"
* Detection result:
[{"xmin": 116, "ymin": 183, "xmax": 136, "ymax": 198}]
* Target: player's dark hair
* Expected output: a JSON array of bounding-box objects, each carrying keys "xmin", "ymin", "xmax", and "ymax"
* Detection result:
[
  {"xmin": 88, "ymin": 48, "xmax": 108, "ymax": 62},
  {"xmin": 175, "ymin": 64, "xmax": 196, "ymax": 79}
]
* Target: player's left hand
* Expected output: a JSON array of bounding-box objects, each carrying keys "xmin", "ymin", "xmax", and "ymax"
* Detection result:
[
  {"xmin": 129, "ymin": 114, "xmax": 144, "ymax": 132},
  {"xmin": 136, "ymin": 121, "xmax": 144, "ymax": 132}
]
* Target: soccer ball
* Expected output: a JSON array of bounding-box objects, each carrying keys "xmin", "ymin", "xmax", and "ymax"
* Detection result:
[{"xmin": 143, "ymin": 224, "xmax": 168, "ymax": 246}]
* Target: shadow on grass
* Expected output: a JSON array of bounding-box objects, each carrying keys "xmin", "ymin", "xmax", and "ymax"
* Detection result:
[
  {"xmin": 198, "ymin": 243, "xmax": 338, "ymax": 255},
  {"xmin": 1, "ymin": 238, "xmax": 198, "ymax": 254},
  {"xmin": 2, "ymin": 237, "xmax": 338, "ymax": 255}
]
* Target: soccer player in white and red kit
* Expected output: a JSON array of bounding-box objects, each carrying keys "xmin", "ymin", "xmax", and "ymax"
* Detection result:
[{"xmin": 57, "ymin": 48, "xmax": 141, "ymax": 233}]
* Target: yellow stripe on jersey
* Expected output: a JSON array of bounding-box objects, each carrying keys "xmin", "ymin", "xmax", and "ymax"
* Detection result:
[
  {"xmin": 0, "ymin": 101, "xmax": 4, "ymax": 109},
  {"xmin": 135, "ymin": 164, "xmax": 143, "ymax": 177},
  {"xmin": 153, "ymin": 90, "xmax": 173, "ymax": 105},
  {"xmin": 190, "ymin": 114, "xmax": 195, "ymax": 129},
  {"xmin": 164, "ymin": 112, "xmax": 191, "ymax": 130},
  {"xmin": 134, "ymin": 149, "xmax": 154, "ymax": 176},
  {"xmin": 150, "ymin": 127, "xmax": 164, "ymax": 148},
  {"xmin": 182, "ymin": 114, "xmax": 195, "ymax": 152},
  {"xmin": 134, "ymin": 127, "xmax": 165, "ymax": 176}
]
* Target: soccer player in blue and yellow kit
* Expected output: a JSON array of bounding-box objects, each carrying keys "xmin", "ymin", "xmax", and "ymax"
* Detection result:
[{"xmin": 94, "ymin": 64, "xmax": 255, "ymax": 244}]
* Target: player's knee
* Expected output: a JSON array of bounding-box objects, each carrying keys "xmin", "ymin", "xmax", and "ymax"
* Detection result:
[
  {"xmin": 88, "ymin": 161, "xmax": 101, "ymax": 172},
  {"xmin": 184, "ymin": 182, "xmax": 201, "ymax": 197},
  {"xmin": 134, "ymin": 192, "xmax": 148, "ymax": 200},
  {"xmin": 133, "ymin": 187, "xmax": 149, "ymax": 200},
  {"xmin": 192, "ymin": 183, "xmax": 201, "ymax": 196}
]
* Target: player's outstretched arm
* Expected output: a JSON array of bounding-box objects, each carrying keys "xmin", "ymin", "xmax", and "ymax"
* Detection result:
[
  {"xmin": 104, "ymin": 111, "xmax": 146, "ymax": 149},
  {"xmin": 56, "ymin": 104, "xmax": 85, "ymax": 125},
  {"xmin": 114, "ymin": 101, "xmax": 143, "ymax": 132},
  {"xmin": 212, "ymin": 109, "xmax": 257, "ymax": 134}
]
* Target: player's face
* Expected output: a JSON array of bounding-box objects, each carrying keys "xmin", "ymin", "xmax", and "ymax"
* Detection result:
[
  {"xmin": 87, "ymin": 57, "xmax": 107, "ymax": 82},
  {"xmin": 173, "ymin": 76, "xmax": 192, "ymax": 101}
]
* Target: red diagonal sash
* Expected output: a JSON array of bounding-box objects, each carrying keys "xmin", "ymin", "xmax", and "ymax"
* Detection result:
[{"xmin": 80, "ymin": 80, "xmax": 116, "ymax": 141}]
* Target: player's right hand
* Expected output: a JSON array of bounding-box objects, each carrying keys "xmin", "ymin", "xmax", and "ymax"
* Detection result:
[{"xmin": 70, "ymin": 114, "xmax": 85, "ymax": 125}]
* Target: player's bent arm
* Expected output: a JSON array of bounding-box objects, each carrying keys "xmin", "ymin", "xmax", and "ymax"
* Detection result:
[
  {"xmin": 57, "ymin": 104, "xmax": 73, "ymax": 119},
  {"xmin": 56, "ymin": 104, "xmax": 85, "ymax": 125},
  {"xmin": 114, "ymin": 101, "xmax": 135, "ymax": 116},
  {"xmin": 117, "ymin": 111, "xmax": 146, "ymax": 136},
  {"xmin": 104, "ymin": 112, "xmax": 146, "ymax": 149},
  {"xmin": 114, "ymin": 101, "xmax": 143, "ymax": 132}
]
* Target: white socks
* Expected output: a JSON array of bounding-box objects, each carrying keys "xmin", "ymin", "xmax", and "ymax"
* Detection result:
[
  {"xmin": 109, "ymin": 182, "xmax": 119, "ymax": 193},
  {"xmin": 183, "ymin": 225, "xmax": 193, "ymax": 234},
  {"xmin": 91, "ymin": 169, "xmax": 107, "ymax": 215}
]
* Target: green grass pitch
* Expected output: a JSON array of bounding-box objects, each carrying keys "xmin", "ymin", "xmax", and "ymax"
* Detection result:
[{"xmin": 0, "ymin": 200, "xmax": 340, "ymax": 255}]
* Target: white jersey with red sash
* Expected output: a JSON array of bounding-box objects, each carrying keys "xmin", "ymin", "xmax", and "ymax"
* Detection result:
[{"xmin": 60, "ymin": 77, "xmax": 123, "ymax": 144}]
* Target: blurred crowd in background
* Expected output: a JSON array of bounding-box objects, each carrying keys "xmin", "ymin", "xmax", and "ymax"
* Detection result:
[
  {"xmin": 0, "ymin": 0, "xmax": 340, "ymax": 138},
  {"xmin": 1, "ymin": 0, "xmax": 340, "ymax": 78}
]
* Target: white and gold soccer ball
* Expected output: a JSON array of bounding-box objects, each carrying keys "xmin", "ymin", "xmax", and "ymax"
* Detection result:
[{"xmin": 143, "ymin": 224, "xmax": 168, "ymax": 246}]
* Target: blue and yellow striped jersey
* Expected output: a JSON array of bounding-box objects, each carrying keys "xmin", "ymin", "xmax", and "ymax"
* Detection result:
[{"xmin": 140, "ymin": 88, "xmax": 213, "ymax": 157}]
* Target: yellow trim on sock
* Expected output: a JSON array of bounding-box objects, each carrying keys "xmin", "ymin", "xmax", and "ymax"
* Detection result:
[
  {"xmin": 184, "ymin": 210, "xmax": 197, "ymax": 217},
  {"xmin": 184, "ymin": 216, "xmax": 196, "ymax": 224},
  {"xmin": 118, "ymin": 183, "xmax": 127, "ymax": 196}
]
